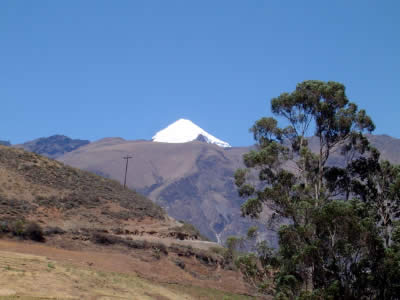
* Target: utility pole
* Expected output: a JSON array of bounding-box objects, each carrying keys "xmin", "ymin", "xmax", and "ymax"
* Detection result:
[{"xmin": 122, "ymin": 155, "xmax": 132, "ymax": 188}]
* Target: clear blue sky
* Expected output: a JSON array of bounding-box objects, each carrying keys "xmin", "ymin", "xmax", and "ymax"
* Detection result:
[{"xmin": 1, "ymin": 1, "xmax": 399, "ymax": 146}]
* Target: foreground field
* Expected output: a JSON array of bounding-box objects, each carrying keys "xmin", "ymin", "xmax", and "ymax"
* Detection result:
[{"xmin": 0, "ymin": 240, "xmax": 257, "ymax": 300}]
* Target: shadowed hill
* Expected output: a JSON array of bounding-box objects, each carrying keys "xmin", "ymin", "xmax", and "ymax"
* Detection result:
[
  {"xmin": 0, "ymin": 140, "xmax": 11, "ymax": 146},
  {"xmin": 367, "ymin": 134, "xmax": 400, "ymax": 164},
  {"xmin": 16, "ymin": 135, "xmax": 90, "ymax": 159}
]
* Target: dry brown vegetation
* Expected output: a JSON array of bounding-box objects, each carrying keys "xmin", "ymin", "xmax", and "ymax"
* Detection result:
[
  {"xmin": 58, "ymin": 139, "xmax": 261, "ymax": 243},
  {"xmin": 0, "ymin": 145, "xmax": 163, "ymax": 218},
  {"xmin": 0, "ymin": 241, "xmax": 257, "ymax": 299},
  {"xmin": 0, "ymin": 146, "xmax": 263, "ymax": 299},
  {"xmin": 0, "ymin": 145, "xmax": 204, "ymax": 241}
]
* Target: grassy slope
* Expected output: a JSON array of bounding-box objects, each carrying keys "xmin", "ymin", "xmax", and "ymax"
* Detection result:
[
  {"xmin": 0, "ymin": 145, "xmax": 163, "ymax": 220},
  {"xmin": 0, "ymin": 249, "xmax": 254, "ymax": 300},
  {"xmin": 0, "ymin": 146, "xmax": 259, "ymax": 299},
  {"xmin": 0, "ymin": 145, "xmax": 191, "ymax": 241}
]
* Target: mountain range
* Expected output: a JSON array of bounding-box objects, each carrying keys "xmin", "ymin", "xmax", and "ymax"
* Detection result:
[
  {"xmin": 6, "ymin": 120, "xmax": 400, "ymax": 245},
  {"xmin": 59, "ymin": 138, "xmax": 258, "ymax": 244},
  {"xmin": 16, "ymin": 135, "xmax": 90, "ymax": 159}
]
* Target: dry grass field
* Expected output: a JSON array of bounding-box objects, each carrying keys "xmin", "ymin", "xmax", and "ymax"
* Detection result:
[{"xmin": 0, "ymin": 241, "xmax": 256, "ymax": 300}]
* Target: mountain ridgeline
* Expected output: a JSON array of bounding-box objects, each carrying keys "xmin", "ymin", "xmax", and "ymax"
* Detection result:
[
  {"xmin": 0, "ymin": 140, "xmax": 11, "ymax": 146},
  {"xmin": 17, "ymin": 135, "xmax": 90, "ymax": 159},
  {"xmin": 16, "ymin": 120, "xmax": 400, "ymax": 245}
]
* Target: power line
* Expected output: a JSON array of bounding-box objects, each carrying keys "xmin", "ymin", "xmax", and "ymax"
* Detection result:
[{"xmin": 122, "ymin": 155, "xmax": 132, "ymax": 188}]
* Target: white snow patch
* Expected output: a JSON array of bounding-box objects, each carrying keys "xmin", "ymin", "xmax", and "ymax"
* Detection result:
[{"xmin": 152, "ymin": 119, "xmax": 231, "ymax": 148}]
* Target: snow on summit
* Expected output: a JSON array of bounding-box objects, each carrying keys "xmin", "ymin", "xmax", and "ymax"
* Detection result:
[{"xmin": 152, "ymin": 119, "xmax": 231, "ymax": 148}]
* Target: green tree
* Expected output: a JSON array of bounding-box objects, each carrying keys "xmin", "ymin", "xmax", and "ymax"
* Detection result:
[
  {"xmin": 234, "ymin": 80, "xmax": 399, "ymax": 299},
  {"xmin": 349, "ymin": 158, "xmax": 400, "ymax": 247}
]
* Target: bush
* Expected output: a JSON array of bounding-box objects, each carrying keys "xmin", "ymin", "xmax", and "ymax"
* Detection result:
[
  {"xmin": 0, "ymin": 220, "xmax": 10, "ymax": 234},
  {"xmin": 151, "ymin": 242, "xmax": 168, "ymax": 255},
  {"xmin": 11, "ymin": 220, "xmax": 25, "ymax": 237},
  {"xmin": 91, "ymin": 232, "xmax": 169, "ymax": 257},
  {"xmin": 92, "ymin": 233, "xmax": 118, "ymax": 245},
  {"xmin": 171, "ymin": 222, "xmax": 209, "ymax": 241},
  {"xmin": 125, "ymin": 239, "xmax": 148, "ymax": 249},
  {"xmin": 175, "ymin": 259, "xmax": 185, "ymax": 269},
  {"xmin": 0, "ymin": 219, "xmax": 45, "ymax": 242},
  {"xmin": 24, "ymin": 222, "xmax": 45, "ymax": 242},
  {"xmin": 44, "ymin": 226, "xmax": 66, "ymax": 236}
]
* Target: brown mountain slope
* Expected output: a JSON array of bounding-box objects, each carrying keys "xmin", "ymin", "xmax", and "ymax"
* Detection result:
[
  {"xmin": 0, "ymin": 145, "xmax": 208, "ymax": 241},
  {"xmin": 58, "ymin": 139, "xmax": 270, "ymax": 244},
  {"xmin": 58, "ymin": 134, "xmax": 400, "ymax": 245},
  {"xmin": 0, "ymin": 146, "xmax": 259, "ymax": 298}
]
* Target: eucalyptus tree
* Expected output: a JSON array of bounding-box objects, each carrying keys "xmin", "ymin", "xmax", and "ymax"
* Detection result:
[{"xmin": 235, "ymin": 80, "xmax": 381, "ymax": 298}]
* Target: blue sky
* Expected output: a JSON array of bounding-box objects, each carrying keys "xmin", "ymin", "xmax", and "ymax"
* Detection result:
[{"xmin": 1, "ymin": 1, "xmax": 399, "ymax": 146}]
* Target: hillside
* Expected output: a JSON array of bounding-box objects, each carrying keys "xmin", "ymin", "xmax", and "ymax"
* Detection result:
[
  {"xmin": 0, "ymin": 144, "xmax": 222, "ymax": 241},
  {"xmin": 367, "ymin": 134, "xmax": 400, "ymax": 164},
  {"xmin": 57, "ymin": 134, "xmax": 400, "ymax": 246},
  {"xmin": 0, "ymin": 145, "xmax": 258, "ymax": 298},
  {"xmin": 0, "ymin": 144, "xmax": 166, "ymax": 230},
  {"xmin": 0, "ymin": 240, "xmax": 258, "ymax": 299},
  {"xmin": 16, "ymin": 135, "xmax": 90, "ymax": 159},
  {"xmin": 58, "ymin": 139, "xmax": 269, "ymax": 244}
]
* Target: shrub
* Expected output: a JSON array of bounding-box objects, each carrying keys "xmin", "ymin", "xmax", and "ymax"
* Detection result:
[
  {"xmin": 44, "ymin": 226, "xmax": 66, "ymax": 236},
  {"xmin": 11, "ymin": 220, "xmax": 25, "ymax": 237},
  {"xmin": 152, "ymin": 248, "xmax": 161, "ymax": 259},
  {"xmin": 175, "ymin": 259, "xmax": 185, "ymax": 269},
  {"xmin": 0, "ymin": 220, "xmax": 10, "ymax": 234},
  {"xmin": 171, "ymin": 222, "xmax": 209, "ymax": 241},
  {"xmin": 24, "ymin": 222, "xmax": 45, "ymax": 242},
  {"xmin": 151, "ymin": 242, "xmax": 168, "ymax": 255},
  {"xmin": 92, "ymin": 233, "xmax": 118, "ymax": 245},
  {"xmin": 47, "ymin": 262, "xmax": 55, "ymax": 269},
  {"xmin": 91, "ymin": 232, "xmax": 170, "ymax": 257}
]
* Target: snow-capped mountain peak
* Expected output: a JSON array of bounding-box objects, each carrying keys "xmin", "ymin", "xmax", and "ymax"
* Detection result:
[{"xmin": 152, "ymin": 119, "xmax": 231, "ymax": 148}]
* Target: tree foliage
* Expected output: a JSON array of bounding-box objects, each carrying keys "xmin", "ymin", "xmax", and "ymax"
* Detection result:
[{"xmin": 235, "ymin": 80, "xmax": 400, "ymax": 299}]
